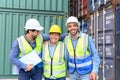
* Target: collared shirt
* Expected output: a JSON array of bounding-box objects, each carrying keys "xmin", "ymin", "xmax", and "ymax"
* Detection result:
[
  {"xmin": 47, "ymin": 41, "xmax": 67, "ymax": 60},
  {"xmin": 66, "ymin": 32, "xmax": 100, "ymax": 74},
  {"xmin": 48, "ymin": 42, "xmax": 57, "ymax": 58}
]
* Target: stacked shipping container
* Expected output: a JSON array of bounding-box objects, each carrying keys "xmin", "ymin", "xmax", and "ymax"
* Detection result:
[{"xmin": 69, "ymin": 0, "xmax": 120, "ymax": 80}]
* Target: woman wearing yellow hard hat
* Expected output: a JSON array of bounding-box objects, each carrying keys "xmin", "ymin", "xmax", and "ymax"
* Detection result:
[{"xmin": 42, "ymin": 24, "xmax": 67, "ymax": 80}]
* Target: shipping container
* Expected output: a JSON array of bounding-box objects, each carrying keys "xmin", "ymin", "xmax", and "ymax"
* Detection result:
[
  {"xmin": 88, "ymin": 15, "xmax": 95, "ymax": 38},
  {"xmin": 98, "ymin": 44, "xmax": 114, "ymax": 58},
  {"xmin": 88, "ymin": 4, "xmax": 120, "ymax": 80},
  {"xmin": 80, "ymin": 20, "xmax": 88, "ymax": 33},
  {"xmin": 99, "ymin": 59, "xmax": 115, "ymax": 80},
  {"xmin": 87, "ymin": 14, "xmax": 98, "ymax": 47},
  {"xmin": 115, "ymin": 5, "xmax": 120, "ymax": 80},
  {"xmin": 99, "ymin": 0, "xmax": 113, "ymax": 6},
  {"xmin": 74, "ymin": 0, "xmax": 120, "ymax": 79},
  {"xmin": 79, "ymin": 0, "xmax": 89, "ymax": 17},
  {"xmin": 0, "ymin": 0, "xmax": 68, "ymax": 79},
  {"xmin": 88, "ymin": 0, "xmax": 99, "ymax": 13},
  {"xmin": 68, "ymin": 0, "xmax": 78, "ymax": 17}
]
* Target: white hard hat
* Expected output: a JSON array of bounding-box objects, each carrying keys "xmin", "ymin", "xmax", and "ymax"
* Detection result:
[
  {"xmin": 25, "ymin": 18, "xmax": 44, "ymax": 31},
  {"xmin": 66, "ymin": 16, "xmax": 80, "ymax": 26}
]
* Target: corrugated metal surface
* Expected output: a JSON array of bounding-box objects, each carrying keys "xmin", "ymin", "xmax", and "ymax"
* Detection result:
[
  {"xmin": 0, "ymin": 0, "xmax": 68, "ymax": 79},
  {"xmin": 116, "ymin": 5, "xmax": 120, "ymax": 80},
  {"xmin": 87, "ymin": 5, "xmax": 120, "ymax": 80},
  {"xmin": 97, "ymin": 6, "xmax": 115, "ymax": 58},
  {"xmin": 68, "ymin": 0, "xmax": 78, "ymax": 17},
  {"xmin": 97, "ymin": 7, "xmax": 115, "ymax": 80},
  {"xmin": 80, "ymin": 20, "xmax": 88, "ymax": 33},
  {"xmin": 79, "ymin": 0, "xmax": 89, "ymax": 16},
  {"xmin": 78, "ymin": 0, "xmax": 120, "ymax": 79},
  {"xmin": 88, "ymin": 0, "xmax": 98, "ymax": 13},
  {"xmin": 0, "ymin": 0, "xmax": 68, "ymax": 12},
  {"xmin": 98, "ymin": 59, "xmax": 115, "ymax": 80},
  {"xmin": 99, "ymin": 0, "xmax": 113, "ymax": 5},
  {"xmin": 88, "ymin": 15, "xmax": 94, "ymax": 38},
  {"xmin": 87, "ymin": 14, "xmax": 97, "ymax": 46},
  {"xmin": 86, "ymin": 4, "xmax": 120, "ymax": 79}
]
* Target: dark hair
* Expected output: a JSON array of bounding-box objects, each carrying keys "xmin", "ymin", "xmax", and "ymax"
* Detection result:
[
  {"xmin": 49, "ymin": 32, "xmax": 60, "ymax": 35},
  {"xmin": 26, "ymin": 29, "xmax": 36, "ymax": 33}
]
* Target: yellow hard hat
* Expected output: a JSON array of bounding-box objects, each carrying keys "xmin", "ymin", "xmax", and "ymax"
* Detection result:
[{"xmin": 49, "ymin": 24, "xmax": 61, "ymax": 34}]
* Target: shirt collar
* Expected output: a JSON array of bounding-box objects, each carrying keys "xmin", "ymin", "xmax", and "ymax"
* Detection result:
[
  {"xmin": 24, "ymin": 35, "xmax": 35, "ymax": 43},
  {"xmin": 48, "ymin": 41, "xmax": 58, "ymax": 47}
]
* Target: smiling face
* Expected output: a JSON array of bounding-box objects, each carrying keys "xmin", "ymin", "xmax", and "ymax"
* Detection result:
[
  {"xmin": 30, "ymin": 30, "xmax": 40, "ymax": 39},
  {"xmin": 49, "ymin": 33, "xmax": 60, "ymax": 45},
  {"xmin": 67, "ymin": 22, "xmax": 79, "ymax": 37}
]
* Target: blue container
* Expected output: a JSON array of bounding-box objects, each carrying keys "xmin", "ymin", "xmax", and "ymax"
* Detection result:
[
  {"xmin": 98, "ymin": 6, "xmax": 114, "ymax": 31},
  {"xmin": 99, "ymin": 0, "xmax": 105, "ymax": 5},
  {"xmin": 98, "ymin": 0, "xmax": 112, "ymax": 7},
  {"xmin": 88, "ymin": 0, "xmax": 99, "ymax": 13},
  {"xmin": 98, "ymin": 31, "xmax": 114, "ymax": 44},
  {"xmin": 97, "ymin": 5, "xmax": 120, "ymax": 80},
  {"xmin": 98, "ymin": 10, "xmax": 104, "ymax": 31},
  {"xmin": 98, "ymin": 44, "xmax": 114, "ymax": 58},
  {"xmin": 80, "ymin": 20, "xmax": 88, "ymax": 33},
  {"xmin": 104, "ymin": 59, "xmax": 114, "ymax": 80},
  {"xmin": 105, "ymin": 31, "xmax": 114, "ymax": 44},
  {"xmin": 83, "ymin": 20, "xmax": 88, "ymax": 33},
  {"xmin": 98, "ymin": 44, "xmax": 104, "ymax": 57},
  {"xmin": 98, "ymin": 59, "xmax": 114, "ymax": 80},
  {"xmin": 87, "ymin": 15, "xmax": 95, "ymax": 39},
  {"xmin": 105, "ymin": 6, "xmax": 114, "ymax": 30},
  {"xmin": 116, "ymin": 5, "xmax": 120, "ymax": 32},
  {"xmin": 98, "ymin": 32, "xmax": 103, "ymax": 44},
  {"xmin": 116, "ymin": 5, "xmax": 120, "ymax": 80},
  {"xmin": 105, "ymin": 44, "xmax": 114, "ymax": 58}
]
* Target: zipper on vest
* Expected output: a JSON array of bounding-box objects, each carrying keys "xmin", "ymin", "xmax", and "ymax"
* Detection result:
[
  {"xmin": 74, "ymin": 49, "xmax": 76, "ymax": 70},
  {"xmin": 50, "ymin": 58, "xmax": 53, "ymax": 76},
  {"xmin": 49, "ymin": 42, "xmax": 58, "ymax": 77}
]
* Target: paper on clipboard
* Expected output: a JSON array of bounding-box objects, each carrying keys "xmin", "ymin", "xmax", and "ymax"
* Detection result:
[
  {"xmin": 12, "ymin": 50, "xmax": 42, "ymax": 74},
  {"xmin": 19, "ymin": 50, "xmax": 42, "ymax": 66}
]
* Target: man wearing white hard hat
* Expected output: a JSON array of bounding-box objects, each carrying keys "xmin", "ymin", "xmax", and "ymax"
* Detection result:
[
  {"xmin": 64, "ymin": 16, "xmax": 100, "ymax": 80},
  {"xmin": 9, "ymin": 18, "xmax": 49, "ymax": 80}
]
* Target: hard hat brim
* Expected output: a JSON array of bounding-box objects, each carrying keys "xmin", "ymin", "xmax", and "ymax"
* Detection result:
[
  {"xmin": 36, "ymin": 26, "xmax": 44, "ymax": 31},
  {"xmin": 25, "ymin": 26, "xmax": 44, "ymax": 31}
]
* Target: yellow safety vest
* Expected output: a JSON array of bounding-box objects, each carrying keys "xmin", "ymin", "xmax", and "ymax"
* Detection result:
[
  {"xmin": 65, "ymin": 33, "xmax": 89, "ymax": 57},
  {"xmin": 64, "ymin": 33, "xmax": 92, "ymax": 74},
  {"xmin": 17, "ymin": 34, "xmax": 43, "ymax": 57},
  {"xmin": 42, "ymin": 41, "xmax": 66, "ymax": 78}
]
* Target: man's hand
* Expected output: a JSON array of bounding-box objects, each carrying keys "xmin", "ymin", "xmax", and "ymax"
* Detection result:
[
  {"xmin": 26, "ymin": 64, "xmax": 33, "ymax": 71},
  {"xmin": 90, "ymin": 72, "xmax": 97, "ymax": 80}
]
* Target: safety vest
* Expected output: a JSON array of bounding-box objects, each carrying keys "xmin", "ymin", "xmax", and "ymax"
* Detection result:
[
  {"xmin": 64, "ymin": 33, "xmax": 92, "ymax": 74},
  {"xmin": 42, "ymin": 41, "xmax": 66, "ymax": 78},
  {"xmin": 17, "ymin": 34, "xmax": 43, "ymax": 57}
]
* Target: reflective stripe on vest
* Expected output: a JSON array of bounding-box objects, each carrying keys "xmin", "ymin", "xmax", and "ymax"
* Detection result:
[
  {"xmin": 42, "ymin": 41, "xmax": 66, "ymax": 78},
  {"xmin": 65, "ymin": 33, "xmax": 92, "ymax": 74},
  {"xmin": 69, "ymin": 59, "xmax": 92, "ymax": 67},
  {"xmin": 17, "ymin": 34, "xmax": 43, "ymax": 57}
]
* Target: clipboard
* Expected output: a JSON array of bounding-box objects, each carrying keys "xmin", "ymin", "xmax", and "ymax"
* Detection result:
[{"xmin": 12, "ymin": 50, "xmax": 42, "ymax": 74}]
